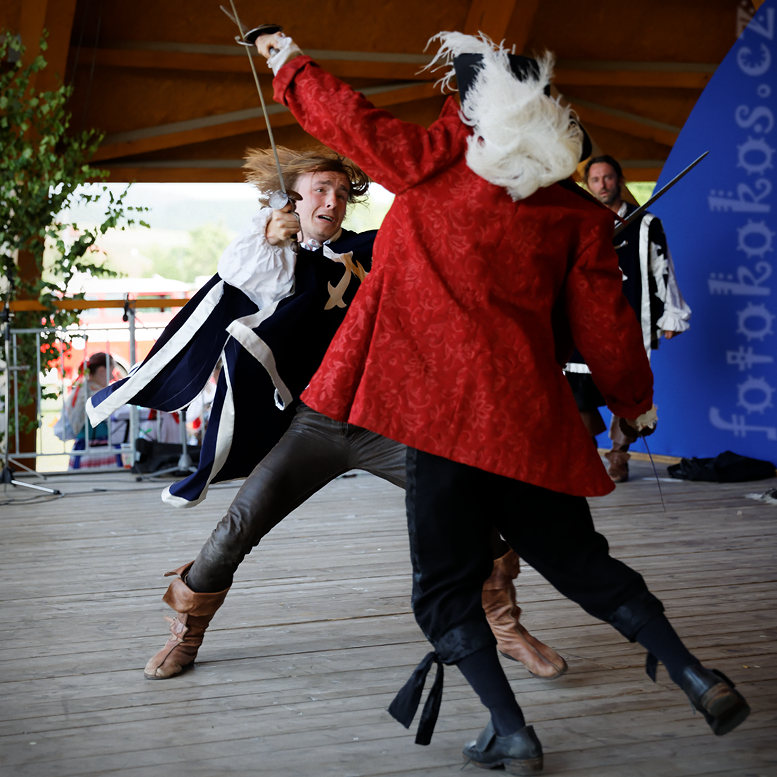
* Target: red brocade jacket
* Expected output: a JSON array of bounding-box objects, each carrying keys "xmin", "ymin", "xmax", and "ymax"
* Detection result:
[{"xmin": 277, "ymin": 56, "xmax": 653, "ymax": 497}]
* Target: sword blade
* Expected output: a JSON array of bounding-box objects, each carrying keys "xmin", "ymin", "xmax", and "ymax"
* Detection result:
[
  {"xmin": 613, "ymin": 151, "xmax": 709, "ymax": 237},
  {"xmin": 642, "ymin": 435, "xmax": 666, "ymax": 512},
  {"xmin": 218, "ymin": 4, "xmax": 238, "ymax": 25},
  {"xmin": 224, "ymin": 0, "xmax": 287, "ymax": 195}
]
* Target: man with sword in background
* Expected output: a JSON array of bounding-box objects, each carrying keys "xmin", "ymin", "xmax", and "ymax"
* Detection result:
[{"xmin": 564, "ymin": 154, "xmax": 692, "ymax": 482}]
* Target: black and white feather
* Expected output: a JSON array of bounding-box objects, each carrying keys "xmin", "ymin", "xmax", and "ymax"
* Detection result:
[{"xmin": 427, "ymin": 31, "xmax": 583, "ymax": 200}]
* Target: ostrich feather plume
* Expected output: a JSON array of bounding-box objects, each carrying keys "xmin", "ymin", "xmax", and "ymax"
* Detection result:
[{"xmin": 426, "ymin": 32, "xmax": 583, "ymax": 200}]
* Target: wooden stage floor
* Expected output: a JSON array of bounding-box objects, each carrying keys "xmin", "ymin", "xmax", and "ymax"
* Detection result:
[{"xmin": 1, "ymin": 459, "xmax": 775, "ymax": 777}]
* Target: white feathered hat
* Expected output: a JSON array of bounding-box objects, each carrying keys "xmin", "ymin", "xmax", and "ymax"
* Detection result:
[{"xmin": 427, "ymin": 31, "xmax": 590, "ymax": 201}]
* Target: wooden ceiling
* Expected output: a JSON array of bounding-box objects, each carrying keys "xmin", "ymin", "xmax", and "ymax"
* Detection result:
[{"xmin": 3, "ymin": 0, "xmax": 765, "ymax": 184}]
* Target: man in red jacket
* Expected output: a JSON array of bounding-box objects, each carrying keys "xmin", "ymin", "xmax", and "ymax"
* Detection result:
[
  {"xmin": 132, "ymin": 146, "xmax": 565, "ymax": 684},
  {"xmin": 255, "ymin": 28, "xmax": 750, "ymax": 772}
]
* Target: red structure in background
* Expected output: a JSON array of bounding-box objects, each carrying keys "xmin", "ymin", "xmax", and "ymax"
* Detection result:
[{"xmin": 52, "ymin": 277, "xmax": 195, "ymax": 385}]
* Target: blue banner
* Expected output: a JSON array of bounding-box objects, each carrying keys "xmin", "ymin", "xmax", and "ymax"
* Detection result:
[{"xmin": 649, "ymin": 0, "xmax": 777, "ymax": 463}]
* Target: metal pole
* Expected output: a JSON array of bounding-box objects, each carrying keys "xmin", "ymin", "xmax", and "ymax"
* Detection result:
[
  {"xmin": 127, "ymin": 302, "xmax": 138, "ymax": 464},
  {"xmin": 0, "ymin": 313, "xmax": 60, "ymax": 494}
]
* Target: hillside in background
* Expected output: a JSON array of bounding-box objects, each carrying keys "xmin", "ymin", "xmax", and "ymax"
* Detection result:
[
  {"xmin": 65, "ymin": 182, "xmax": 395, "ymax": 281},
  {"xmin": 65, "ymin": 180, "xmax": 654, "ymax": 283}
]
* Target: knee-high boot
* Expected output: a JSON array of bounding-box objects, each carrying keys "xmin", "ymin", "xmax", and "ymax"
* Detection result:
[
  {"xmin": 482, "ymin": 550, "xmax": 568, "ymax": 679},
  {"xmin": 144, "ymin": 562, "xmax": 230, "ymax": 680}
]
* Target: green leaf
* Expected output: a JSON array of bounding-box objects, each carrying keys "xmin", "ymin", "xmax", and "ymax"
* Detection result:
[{"xmin": 0, "ymin": 26, "xmax": 151, "ymax": 445}]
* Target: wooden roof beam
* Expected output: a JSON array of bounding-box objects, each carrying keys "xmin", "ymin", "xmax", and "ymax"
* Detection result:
[
  {"xmin": 75, "ymin": 48, "xmax": 717, "ymax": 89},
  {"xmin": 464, "ymin": 0, "xmax": 528, "ymax": 44},
  {"xmin": 100, "ymin": 160, "xmax": 247, "ymax": 183},
  {"xmin": 17, "ymin": 0, "xmax": 78, "ymax": 87},
  {"xmin": 92, "ymin": 81, "xmax": 439, "ymax": 162},
  {"xmin": 555, "ymin": 60, "xmax": 715, "ymax": 89},
  {"xmin": 571, "ymin": 98, "xmax": 680, "ymax": 147},
  {"xmin": 91, "ymin": 104, "xmax": 294, "ymax": 163},
  {"xmin": 74, "ymin": 44, "xmax": 433, "ymax": 80},
  {"xmin": 619, "ymin": 162, "xmax": 665, "ymax": 181}
]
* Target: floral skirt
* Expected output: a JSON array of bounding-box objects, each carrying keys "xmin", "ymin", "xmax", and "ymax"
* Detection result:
[{"xmin": 69, "ymin": 438, "xmax": 124, "ymax": 470}]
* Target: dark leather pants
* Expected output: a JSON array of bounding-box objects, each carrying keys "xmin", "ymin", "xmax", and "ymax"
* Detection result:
[{"xmin": 186, "ymin": 404, "xmax": 406, "ymax": 592}]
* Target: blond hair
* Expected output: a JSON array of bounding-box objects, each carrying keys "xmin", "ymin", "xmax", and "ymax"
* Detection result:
[{"xmin": 243, "ymin": 146, "xmax": 370, "ymax": 205}]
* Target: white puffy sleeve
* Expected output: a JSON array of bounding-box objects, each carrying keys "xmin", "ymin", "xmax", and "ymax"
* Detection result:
[{"xmin": 217, "ymin": 208, "xmax": 297, "ymax": 309}]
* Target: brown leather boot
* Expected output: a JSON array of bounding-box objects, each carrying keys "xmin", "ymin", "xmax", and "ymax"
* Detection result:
[
  {"xmin": 482, "ymin": 550, "xmax": 567, "ymax": 679},
  {"xmin": 143, "ymin": 561, "xmax": 230, "ymax": 680},
  {"xmin": 604, "ymin": 450, "xmax": 630, "ymax": 482}
]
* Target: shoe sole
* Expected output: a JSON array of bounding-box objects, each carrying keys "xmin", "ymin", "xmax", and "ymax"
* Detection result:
[
  {"xmin": 499, "ymin": 650, "xmax": 568, "ymax": 680},
  {"xmin": 505, "ymin": 757, "xmax": 543, "ymax": 775},
  {"xmin": 465, "ymin": 754, "xmax": 543, "ymax": 774},
  {"xmin": 143, "ymin": 660, "xmax": 195, "ymax": 680},
  {"xmin": 702, "ymin": 684, "xmax": 751, "ymax": 735}
]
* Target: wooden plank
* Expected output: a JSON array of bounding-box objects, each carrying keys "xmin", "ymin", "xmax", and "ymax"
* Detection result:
[
  {"xmin": 91, "ymin": 82, "xmax": 438, "ymax": 162},
  {"xmin": 4, "ymin": 298, "xmax": 189, "ymax": 312},
  {"xmin": 464, "ymin": 0, "xmax": 525, "ymax": 41},
  {"xmin": 1, "ymin": 459, "xmax": 775, "ymax": 777},
  {"xmin": 18, "ymin": 0, "xmax": 78, "ymax": 86},
  {"xmin": 572, "ymin": 98, "xmax": 680, "ymax": 146},
  {"xmin": 555, "ymin": 61, "xmax": 715, "ymax": 89},
  {"xmin": 80, "ymin": 48, "xmax": 432, "ymax": 81}
]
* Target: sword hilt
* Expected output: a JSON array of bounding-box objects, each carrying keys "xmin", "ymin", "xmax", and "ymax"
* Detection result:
[
  {"xmin": 237, "ymin": 23, "xmax": 283, "ymax": 51},
  {"xmin": 268, "ymin": 189, "xmax": 302, "ymax": 253},
  {"xmin": 268, "ymin": 189, "xmax": 302, "ymax": 210}
]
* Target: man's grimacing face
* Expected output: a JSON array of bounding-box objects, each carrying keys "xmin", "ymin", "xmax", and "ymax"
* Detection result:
[
  {"xmin": 293, "ymin": 170, "xmax": 351, "ymax": 244},
  {"xmin": 586, "ymin": 162, "xmax": 622, "ymax": 208}
]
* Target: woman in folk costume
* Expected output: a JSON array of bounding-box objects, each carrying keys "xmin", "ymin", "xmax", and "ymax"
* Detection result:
[
  {"xmin": 254, "ymin": 28, "xmax": 750, "ymax": 773},
  {"xmin": 86, "ymin": 146, "xmax": 566, "ymax": 683},
  {"xmin": 64, "ymin": 352, "xmax": 124, "ymax": 470}
]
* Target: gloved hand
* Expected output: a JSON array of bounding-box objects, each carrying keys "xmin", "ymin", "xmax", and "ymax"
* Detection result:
[
  {"xmin": 619, "ymin": 404, "xmax": 658, "ymax": 438},
  {"xmin": 254, "ymin": 31, "xmax": 303, "ymax": 74}
]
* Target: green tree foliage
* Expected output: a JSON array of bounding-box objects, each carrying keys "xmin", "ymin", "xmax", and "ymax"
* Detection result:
[
  {"xmin": 148, "ymin": 222, "xmax": 230, "ymax": 283},
  {"xmin": 0, "ymin": 31, "xmax": 148, "ymax": 438}
]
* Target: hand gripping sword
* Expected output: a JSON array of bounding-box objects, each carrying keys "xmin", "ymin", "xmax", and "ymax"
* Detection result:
[
  {"xmin": 613, "ymin": 151, "xmax": 709, "ymax": 237},
  {"xmin": 219, "ymin": 3, "xmax": 300, "ymax": 213}
]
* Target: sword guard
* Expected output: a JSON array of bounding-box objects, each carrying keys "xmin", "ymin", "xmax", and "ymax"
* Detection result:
[
  {"xmin": 268, "ymin": 189, "xmax": 302, "ymax": 210},
  {"xmin": 237, "ymin": 23, "xmax": 283, "ymax": 47},
  {"xmin": 619, "ymin": 405, "xmax": 658, "ymax": 438}
]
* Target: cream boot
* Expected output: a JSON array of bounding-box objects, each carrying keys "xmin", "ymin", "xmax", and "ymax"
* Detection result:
[
  {"xmin": 482, "ymin": 550, "xmax": 567, "ymax": 679},
  {"xmin": 144, "ymin": 561, "xmax": 230, "ymax": 680}
]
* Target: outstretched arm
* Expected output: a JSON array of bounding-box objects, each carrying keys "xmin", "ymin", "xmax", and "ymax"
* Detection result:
[{"xmin": 255, "ymin": 32, "xmax": 467, "ymax": 194}]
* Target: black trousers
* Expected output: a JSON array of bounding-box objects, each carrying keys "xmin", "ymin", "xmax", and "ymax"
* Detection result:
[{"xmin": 406, "ymin": 447, "xmax": 661, "ymax": 664}]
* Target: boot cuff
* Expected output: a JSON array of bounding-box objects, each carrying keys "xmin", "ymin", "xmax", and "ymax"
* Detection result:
[
  {"xmin": 607, "ymin": 590, "xmax": 665, "ymax": 641},
  {"xmin": 162, "ymin": 576, "xmax": 229, "ymax": 615}
]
